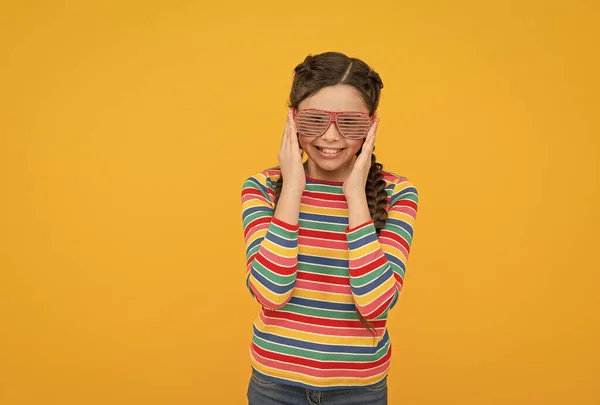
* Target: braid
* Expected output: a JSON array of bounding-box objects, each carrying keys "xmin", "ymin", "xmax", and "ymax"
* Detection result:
[
  {"xmin": 359, "ymin": 151, "xmax": 388, "ymax": 339},
  {"xmin": 365, "ymin": 152, "xmax": 388, "ymax": 233}
]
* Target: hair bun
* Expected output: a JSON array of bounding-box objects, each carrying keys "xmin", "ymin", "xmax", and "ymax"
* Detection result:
[
  {"xmin": 368, "ymin": 69, "xmax": 384, "ymax": 89},
  {"xmin": 304, "ymin": 55, "xmax": 314, "ymax": 68},
  {"xmin": 294, "ymin": 54, "xmax": 314, "ymax": 73}
]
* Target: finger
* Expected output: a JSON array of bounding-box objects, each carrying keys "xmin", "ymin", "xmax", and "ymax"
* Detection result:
[
  {"xmin": 368, "ymin": 118, "xmax": 379, "ymax": 140},
  {"xmin": 289, "ymin": 113, "xmax": 301, "ymax": 151},
  {"xmin": 354, "ymin": 134, "xmax": 376, "ymax": 169},
  {"xmin": 359, "ymin": 137, "xmax": 374, "ymax": 160},
  {"xmin": 289, "ymin": 110, "xmax": 299, "ymax": 134},
  {"xmin": 283, "ymin": 109, "xmax": 295, "ymax": 151},
  {"xmin": 363, "ymin": 119, "xmax": 378, "ymax": 153},
  {"xmin": 280, "ymin": 111, "xmax": 291, "ymax": 151},
  {"xmin": 292, "ymin": 130, "xmax": 301, "ymax": 151},
  {"xmin": 287, "ymin": 120, "xmax": 296, "ymax": 151}
]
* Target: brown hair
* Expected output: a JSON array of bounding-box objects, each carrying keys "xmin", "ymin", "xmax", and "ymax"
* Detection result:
[{"xmin": 274, "ymin": 52, "xmax": 388, "ymax": 336}]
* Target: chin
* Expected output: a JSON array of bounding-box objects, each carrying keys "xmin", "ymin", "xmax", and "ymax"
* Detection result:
[
  {"xmin": 306, "ymin": 152, "xmax": 353, "ymax": 173},
  {"xmin": 315, "ymin": 162, "xmax": 343, "ymax": 172}
]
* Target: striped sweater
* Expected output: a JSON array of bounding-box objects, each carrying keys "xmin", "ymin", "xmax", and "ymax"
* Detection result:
[{"xmin": 241, "ymin": 167, "xmax": 418, "ymax": 390}]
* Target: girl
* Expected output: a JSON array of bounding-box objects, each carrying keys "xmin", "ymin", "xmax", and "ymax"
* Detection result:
[{"xmin": 241, "ymin": 52, "xmax": 419, "ymax": 405}]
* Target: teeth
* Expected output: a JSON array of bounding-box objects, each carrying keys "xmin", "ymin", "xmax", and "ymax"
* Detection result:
[{"xmin": 318, "ymin": 147, "xmax": 343, "ymax": 155}]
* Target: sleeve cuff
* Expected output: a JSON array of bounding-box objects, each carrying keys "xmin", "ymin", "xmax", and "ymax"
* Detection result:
[
  {"xmin": 271, "ymin": 216, "xmax": 300, "ymax": 231},
  {"xmin": 345, "ymin": 219, "xmax": 374, "ymax": 233}
]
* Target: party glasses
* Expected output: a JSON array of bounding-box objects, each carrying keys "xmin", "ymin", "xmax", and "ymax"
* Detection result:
[{"xmin": 292, "ymin": 108, "xmax": 374, "ymax": 139}]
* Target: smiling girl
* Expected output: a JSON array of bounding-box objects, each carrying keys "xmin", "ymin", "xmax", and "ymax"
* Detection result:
[{"xmin": 241, "ymin": 51, "xmax": 419, "ymax": 405}]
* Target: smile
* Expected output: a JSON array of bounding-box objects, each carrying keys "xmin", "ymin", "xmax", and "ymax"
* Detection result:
[{"xmin": 315, "ymin": 146, "xmax": 344, "ymax": 155}]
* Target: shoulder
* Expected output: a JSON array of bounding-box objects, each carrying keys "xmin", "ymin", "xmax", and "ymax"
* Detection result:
[
  {"xmin": 242, "ymin": 166, "xmax": 282, "ymax": 196},
  {"xmin": 244, "ymin": 166, "xmax": 281, "ymax": 186},
  {"xmin": 381, "ymin": 170, "xmax": 416, "ymax": 190},
  {"xmin": 380, "ymin": 169, "xmax": 419, "ymax": 204}
]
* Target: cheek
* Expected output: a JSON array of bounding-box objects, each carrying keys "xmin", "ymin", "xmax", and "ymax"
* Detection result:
[
  {"xmin": 346, "ymin": 139, "xmax": 365, "ymax": 154},
  {"xmin": 298, "ymin": 135, "xmax": 312, "ymax": 151}
]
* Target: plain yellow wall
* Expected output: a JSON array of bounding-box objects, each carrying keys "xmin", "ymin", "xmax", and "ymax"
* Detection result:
[{"xmin": 1, "ymin": 1, "xmax": 598, "ymax": 404}]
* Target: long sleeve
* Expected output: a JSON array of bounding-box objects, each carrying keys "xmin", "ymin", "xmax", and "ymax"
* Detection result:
[
  {"xmin": 241, "ymin": 174, "xmax": 299, "ymax": 310},
  {"xmin": 346, "ymin": 179, "xmax": 419, "ymax": 320}
]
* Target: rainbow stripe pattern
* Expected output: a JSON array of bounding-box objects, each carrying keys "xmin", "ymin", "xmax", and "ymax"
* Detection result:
[{"xmin": 241, "ymin": 167, "xmax": 418, "ymax": 390}]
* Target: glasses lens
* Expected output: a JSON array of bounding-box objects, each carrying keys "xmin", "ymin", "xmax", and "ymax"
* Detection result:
[
  {"xmin": 295, "ymin": 110, "xmax": 330, "ymax": 137},
  {"xmin": 337, "ymin": 112, "xmax": 372, "ymax": 139}
]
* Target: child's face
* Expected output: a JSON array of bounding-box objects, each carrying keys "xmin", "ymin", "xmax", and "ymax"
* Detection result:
[{"xmin": 297, "ymin": 84, "xmax": 370, "ymax": 176}]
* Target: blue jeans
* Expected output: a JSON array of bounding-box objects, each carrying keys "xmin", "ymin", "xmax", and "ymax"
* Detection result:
[{"xmin": 247, "ymin": 370, "xmax": 388, "ymax": 405}]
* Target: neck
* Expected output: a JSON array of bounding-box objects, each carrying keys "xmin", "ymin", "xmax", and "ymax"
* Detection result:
[{"xmin": 303, "ymin": 158, "xmax": 356, "ymax": 183}]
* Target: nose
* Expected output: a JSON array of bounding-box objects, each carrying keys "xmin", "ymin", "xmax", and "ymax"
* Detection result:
[{"xmin": 320, "ymin": 120, "xmax": 341, "ymax": 141}]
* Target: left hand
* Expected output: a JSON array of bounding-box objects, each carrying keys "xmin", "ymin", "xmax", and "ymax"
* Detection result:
[{"xmin": 342, "ymin": 118, "xmax": 379, "ymax": 197}]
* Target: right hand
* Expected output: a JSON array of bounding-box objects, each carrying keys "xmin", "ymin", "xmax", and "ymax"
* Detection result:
[{"xmin": 278, "ymin": 109, "xmax": 306, "ymax": 193}]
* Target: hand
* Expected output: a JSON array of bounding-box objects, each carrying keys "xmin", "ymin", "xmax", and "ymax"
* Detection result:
[
  {"xmin": 342, "ymin": 118, "xmax": 379, "ymax": 198},
  {"xmin": 278, "ymin": 109, "xmax": 306, "ymax": 194}
]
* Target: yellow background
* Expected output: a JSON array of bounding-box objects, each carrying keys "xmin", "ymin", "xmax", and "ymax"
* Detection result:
[{"xmin": 1, "ymin": 1, "xmax": 598, "ymax": 404}]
